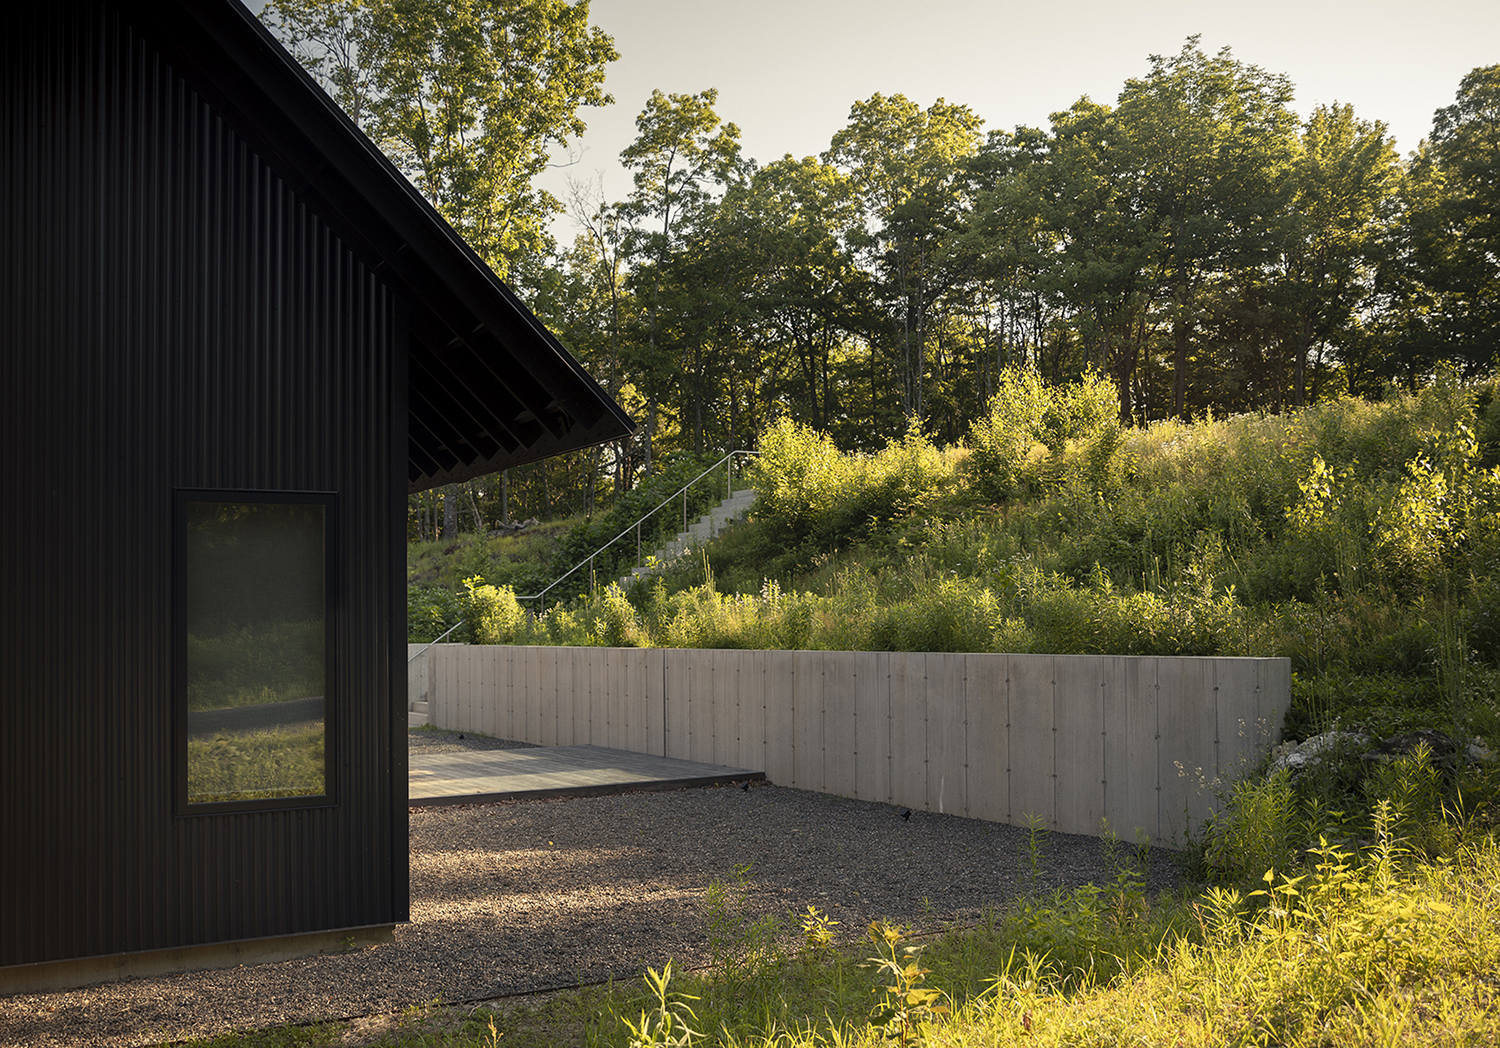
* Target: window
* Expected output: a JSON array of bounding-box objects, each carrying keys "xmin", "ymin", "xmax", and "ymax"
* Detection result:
[{"xmin": 176, "ymin": 491, "xmax": 336, "ymax": 812}]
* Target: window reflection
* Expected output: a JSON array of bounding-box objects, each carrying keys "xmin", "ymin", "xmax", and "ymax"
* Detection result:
[{"xmin": 184, "ymin": 499, "xmax": 327, "ymax": 804}]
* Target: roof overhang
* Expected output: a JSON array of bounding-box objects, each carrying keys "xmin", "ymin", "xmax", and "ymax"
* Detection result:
[{"xmin": 119, "ymin": 0, "xmax": 635, "ymax": 493}]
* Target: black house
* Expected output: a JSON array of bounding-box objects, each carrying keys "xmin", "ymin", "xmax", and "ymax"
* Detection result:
[{"xmin": 1, "ymin": 0, "xmax": 631, "ymax": 991}]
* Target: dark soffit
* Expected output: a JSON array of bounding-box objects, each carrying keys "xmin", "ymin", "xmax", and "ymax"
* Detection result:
[{"xmin": 115, "ymin": 0, "xmax": 635, "ymax": 493}]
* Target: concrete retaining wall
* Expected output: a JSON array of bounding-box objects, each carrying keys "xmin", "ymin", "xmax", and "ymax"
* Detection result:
[{"xmin": 414, "ymin": 645, "xmax": 1290, "ymax": 844}]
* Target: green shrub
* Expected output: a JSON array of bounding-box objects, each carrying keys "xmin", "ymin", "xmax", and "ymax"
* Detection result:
[
  {"xmin": 751, "ymin": 417, "xmax": 947, "ymax": 559},
  {"xmin": 589, "ymin": 584, "xmax": 643, "ymax": 647},
  {"xmin": 1090, "ymin": 587, "xmax": 1240, "ymax": 657},
  {"xmin": 460, "ymin": 576, "xmax": 525, "ymax": 644},
  {"xmin": 747, "ymin": 417, "xmax": 851, "ymax": 546},
  {"xmin": 965, "ymin": 368, "xmax": 1121, "ymax": 503},
  {"xmin": 965, "ymin": 367, "xmax": 1051, "ymax": 502},
  {"xmin": 408, "ymin": 584, "xmax": 463, "ymax": 643},
  {"xmin": 1285, "ymin": 670, "xmax": 1453, "ymax": 739},
  {"xmin": 865, "ymin": 577, "xmax": 1002, "ymax": 653},
  {"xmin": 1202, "ymin": 770, "xmax": 1299, "ymax": 890}
]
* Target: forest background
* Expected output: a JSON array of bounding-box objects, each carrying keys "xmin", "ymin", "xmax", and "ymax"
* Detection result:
[{"xmin": 262, "ymin": 0, "xmax": 1500, "ymax": 541}]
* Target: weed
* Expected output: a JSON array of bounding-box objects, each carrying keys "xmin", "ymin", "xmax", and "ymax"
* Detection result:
[
  {"xmin": 1099, "ymin": 820, "xmax": 1150, "ymax": 929},
  {"xmin": 1021, "ymin": 813, "xmax": 1048, "ymax": 892},
  {"xmin": 700, "ymin": 865, "xmax": 788, "ymax": 1025},
  {"xmin": 863, "ymin": 921, "xmax": 949, "ymax": 1046},
  {"xmin": 619, "ymin": 964, "xmax": 700, "ymax": 1048},
  {"xmin": 799, "ymin": 906, "xmax": 839, "ymax": 957}
]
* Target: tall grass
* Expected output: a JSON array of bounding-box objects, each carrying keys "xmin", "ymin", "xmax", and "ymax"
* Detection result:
[{"xmin": 446, "ymin": 372, "xmax": 1500, "ymax": 753}]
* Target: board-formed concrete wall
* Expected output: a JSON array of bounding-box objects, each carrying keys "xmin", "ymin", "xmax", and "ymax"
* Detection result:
[{"xmin": 417, "ymin": 645, "xmax": 1290, "ymax": 844}]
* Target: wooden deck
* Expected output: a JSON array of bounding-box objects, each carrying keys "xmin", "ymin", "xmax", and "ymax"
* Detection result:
[{"xmin": 408, "ymin": 745, "xmax": 764, "ymax": 806}]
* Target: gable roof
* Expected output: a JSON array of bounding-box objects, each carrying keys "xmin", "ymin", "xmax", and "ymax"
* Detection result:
[{"xmin": 120, "ymin": 0, "xmax": 633, "ymax": 493}]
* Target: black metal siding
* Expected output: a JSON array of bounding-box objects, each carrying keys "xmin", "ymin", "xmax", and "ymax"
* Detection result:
[
  {"xmin": 1, "ymin": 5, "xmax": 406, "ymax": 966},
  {"xmin": 108, "ymin": 0, "xmax": 634, "ymax": 495}
]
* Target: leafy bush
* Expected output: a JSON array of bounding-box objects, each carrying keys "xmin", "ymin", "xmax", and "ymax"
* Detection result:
[
  {"xmin": 965, "ymin": 368, "xmax": 1121, "ymax": 503},
  {"xmin": 1202, "ymin": 769, "xmax": 1300, "ymax": 889},
  {"xmin": 965, "ymin": 366, "xmax": 1051, "ymax": 501},
  {"xmin": 460, "ymin": 577, "xmax": 526, "ymax": 645},
  {"xmin": 865, "ymin": 577, "xmax": 1002, "ymax": 653},
  {"xmin": 408, "ymin": 584, "xmax": 462, "ymax": 644},
  {"xmin": 751, "ymin": 417, "xmax": 948, "ymax": 560}
]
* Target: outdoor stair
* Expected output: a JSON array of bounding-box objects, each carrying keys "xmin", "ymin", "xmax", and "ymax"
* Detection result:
[
  {"xmin": 408, "ymin": 700, "xmax": 429, "ymax": 729},
  {"xmin": 619, "ymin": 487, "xmax": 756, "ymax": 588}
]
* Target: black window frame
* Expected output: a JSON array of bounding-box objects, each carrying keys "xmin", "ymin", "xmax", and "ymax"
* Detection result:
[{"xmin": 173, "ymin": 488, "xmax": 340, "ymax": 816}]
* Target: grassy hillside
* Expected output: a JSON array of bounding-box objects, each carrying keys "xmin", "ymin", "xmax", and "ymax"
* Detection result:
[
  {"xmin": 451, "ymin": 371, "xmax": 1500, "ymax": 752},
  {"xmin": 407, "ymin": 517, "xmax": 581, "ymax": 592},
  {"xmin": 406, "ymin": 516, "xmax": 581, "ymax": 643},
  {"xmin": 408, "ymin": 453, "xmax": 743, "ymax": 642}
]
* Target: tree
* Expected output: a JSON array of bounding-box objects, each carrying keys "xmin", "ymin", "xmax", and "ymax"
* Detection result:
[
  {"xmin": 953, "ymin": 127, "xmax": 1061, "ymax": 395},
  {"xmin": 1397, "ymin": 65, "xmax": 1500, "ymax": 376},
  {"xmin": 1275, "ymin": 104, "xmax": 1398, "ymax": 404},
  {"xmin": 521, "ymin": 228, "xmax": 641, "ymax": 513},
  {"xmin": 1036, "ymin": 97, "xmax": 1161, "ymax": 422},
  {"xmin": 262, "ymin": 0, "xmax": 617, "ymax": 279},
  {"xmin": 617, "ymin": 88, "xmax": 745, "ymax": 468},
  {"xmin": 825, "ymin": 93, "xmax": 984, "ymax": 432},
  {"xmin": 1113, "ymin": 38, "xmax": 1299, "ymax": 416},
  {"xmin": 716, "ymin": 156, "xmax": 868, "ymax": 439}
]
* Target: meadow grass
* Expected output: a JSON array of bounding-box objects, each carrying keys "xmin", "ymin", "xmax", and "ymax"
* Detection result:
[{"xmin": 408, "ymin": 518, "xmax": 583, "ymax": 591}]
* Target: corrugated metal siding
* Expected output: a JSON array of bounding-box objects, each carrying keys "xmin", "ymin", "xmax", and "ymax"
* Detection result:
[{"xmin": 1, "ymin": 5, "xmax": 405, "ymax": 966}]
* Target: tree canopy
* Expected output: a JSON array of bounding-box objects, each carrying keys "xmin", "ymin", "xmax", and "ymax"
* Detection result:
[{"xmin": 264, "ymin": 0, "xmax": 617, "ymax": 278}]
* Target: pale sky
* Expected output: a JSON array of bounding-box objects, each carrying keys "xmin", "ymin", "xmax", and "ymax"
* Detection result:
[{"xmin": 240, "ymin": 0, "xmax": 1499, "ymax": 243}]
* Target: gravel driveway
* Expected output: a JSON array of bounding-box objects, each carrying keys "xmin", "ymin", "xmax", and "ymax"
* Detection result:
[{"xmin": 0, "ymin": 731, "xmax": 1181, "ymax": 1048}]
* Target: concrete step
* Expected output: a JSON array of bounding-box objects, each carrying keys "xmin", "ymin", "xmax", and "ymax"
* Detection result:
[
  {"xmin": 407, "ymin": 710, "xmax": 428, "ymax": 728},
  {"xmin": 618, "ymin": 487, "xmax": 757, "ymax": 588}
]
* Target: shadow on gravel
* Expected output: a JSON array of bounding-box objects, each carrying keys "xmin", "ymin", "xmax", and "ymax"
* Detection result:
[{"xmin": 0, "ymin": 732, "xmax": 1182, "ymax": 1048}]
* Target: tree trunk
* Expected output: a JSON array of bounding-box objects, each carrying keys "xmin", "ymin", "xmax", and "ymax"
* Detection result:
[
  {"xmin": 643, "ymin": 395, "xmax": 657, "ymax": 476},
  {"xmin": 465, "ymin": 481, "xmax": 484, "ymax": 533},
  {"xmin": 442, "ymin": 485, "xmax": 458, "ymax": 539},
  {"xmin": 586, "ymin": 447, "xmax": 599, "ymax": 517},
  {"xmin": 1172, "ymin": 311, "xmax": 1189, "ymax": 419},
  {"xmin": 1292, "ymin": 319, "xmax": 1313, "ymax": 407}
]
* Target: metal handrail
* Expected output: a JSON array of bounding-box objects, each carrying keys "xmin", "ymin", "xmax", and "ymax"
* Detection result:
[
  {"xmin": 517, "ymin": 450, "xmax": 758, "ymax": 612},
  {"xmin": 406, "ymin": 619, "xmax": 466, "ymax": 662}
]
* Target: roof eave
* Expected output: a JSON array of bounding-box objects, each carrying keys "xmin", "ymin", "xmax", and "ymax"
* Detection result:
[{"xmin": 119, "ymin": 0, "xmax": 634, "ymax": 490}]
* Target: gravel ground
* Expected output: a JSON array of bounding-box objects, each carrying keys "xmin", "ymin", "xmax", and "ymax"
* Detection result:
[{"xmin": 0, "ymin": 731, "xmax": 1181, "ymax": 1048}]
